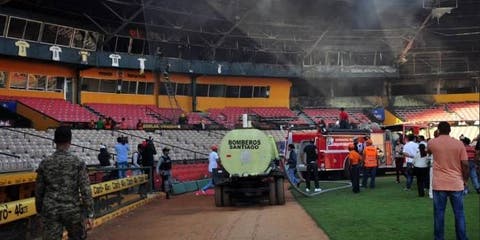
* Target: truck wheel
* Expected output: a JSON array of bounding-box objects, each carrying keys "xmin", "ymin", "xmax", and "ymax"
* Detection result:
[
  {"xmin": 343, "ymin": 157, "xmax": 351, "ymax": 180},
  {"xmin": 222, "ymin": 187, "xmax": 231, "ymax": 206},
  {"xmin": 215, "ymin": 186, "xmax": 223, "ymax": 207},
  {"xmin": 275, "ymin": 178, "xmax": 285, "ymax": 205},
  {"xmin": 268, "ymin": 180, "xmax": 277, "ymax": 205}
]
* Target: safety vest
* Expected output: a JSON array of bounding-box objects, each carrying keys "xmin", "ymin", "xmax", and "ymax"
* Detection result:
[
  {"xmin": 159, "ymin": 156, "xmax": 172, "ymax": 170},
  {"xmin": 363, "ymin": 146, "xmax": 377, "ymax": 168}
]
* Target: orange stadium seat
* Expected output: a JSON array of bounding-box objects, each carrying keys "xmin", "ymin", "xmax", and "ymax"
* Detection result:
[{"xmin": 6, "ymin": 96, "xmax": 97, "ymax": 123}]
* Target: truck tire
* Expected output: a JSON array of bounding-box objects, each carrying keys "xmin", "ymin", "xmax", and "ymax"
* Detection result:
[
  {"xmin": 268, "ymin": 180, "xmax": 277, "ymax": 205},
  {"xmin": 215, "ymin": 186, "xmax": 223, "ymax": 207},
  {"xmin": 222, "ymin": 187, "xmax": 231, "ymax": 206},
  {"xmin": 275, "ymin": 177, "xmax": 285, "ymax": 205},
  {"xmin": 343, "ymin": 157, "xmax": 351, "ymax": 180}
]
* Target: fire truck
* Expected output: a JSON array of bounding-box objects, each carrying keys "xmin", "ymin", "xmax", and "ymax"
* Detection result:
[{"xmin": 286, "ymin": 128, "xmax": 394, "ymax": 179}]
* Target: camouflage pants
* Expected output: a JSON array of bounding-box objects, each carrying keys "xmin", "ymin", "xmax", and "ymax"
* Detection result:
[{"xmin": 42, "ymin": 213, "xmax": 86, "ymax": 240}]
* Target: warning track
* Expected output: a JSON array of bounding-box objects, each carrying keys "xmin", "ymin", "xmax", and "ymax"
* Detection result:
[{"xmin": 88, "ymin": 188, "xmax": 328, "ymax": 240}]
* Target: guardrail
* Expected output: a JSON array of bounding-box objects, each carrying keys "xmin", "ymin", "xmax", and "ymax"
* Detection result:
[{"xmin": 0, "ymin": 171, "xmax": 150, "ymax": 226}]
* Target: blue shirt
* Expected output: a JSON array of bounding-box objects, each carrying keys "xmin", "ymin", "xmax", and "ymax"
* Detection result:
[{"xmin": 115, "ymin": 143, "xmax": 130, "ymax": 163}]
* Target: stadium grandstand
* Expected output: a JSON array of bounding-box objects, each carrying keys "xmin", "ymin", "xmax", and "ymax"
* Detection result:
[{"xmin": 0, "ymin": 0, "xmax": 479, "ymax": 238}]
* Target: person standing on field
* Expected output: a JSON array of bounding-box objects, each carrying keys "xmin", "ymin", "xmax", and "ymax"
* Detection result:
[
  {"xmin": 394, "ymin": 138, "xmax": 405, "ymax": 184},
  {"xmin": 428, "ymin": 121, "xmax": 469, "ymax": 240},
  {"xmin": 362, "ymin": 139, "xmax": 378, "ymax": 189},
  {"xmin": 348, "ymin": 143, "xmax": 362, "ymax": 193},
  {"xmin": 403, "ymin": 134, "xmax": 418, "ymax": 191},
  {"xmin": 286, "ymin": 144, "xmax": 300, "ymax": 187},
  {"xmin": 156, "ymin": 147, "xmax": 173, "ymax": 199},
  {"xmin": 303, "ymin": 140, "xmax": 321, "ymax": 192},
  {"xmin": 35, "ymin": 126, "xmax": 94, "ymax": 240}
]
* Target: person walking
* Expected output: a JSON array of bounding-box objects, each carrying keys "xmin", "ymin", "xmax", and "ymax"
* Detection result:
[
  {"xmin": 114, "ymin": 136, "xmax": 130, "ymax": 178},
  {"xmin": 394, "ymin": 138, "xmax": 405, "ymax": 184},
  {"xmin": 348, "ymin": 143, "xmax": 362, "ymax": 193},
  {"xmin": 201, "ymin": 145, "xmax": 220, "ymax": 194},
  {"xmin": 413, "ymin": 144, "xmax": 430, "ymax": 197},
  {"xmin": 403, "ymin": 134, "xmax": 418, "ymax": 191},
  {"xmin": 286, "ymin": 144, "xmax": 300, "ymax": 187},
  {"xmin": 35, "ymin": 126, "xmax": 94, "ymax": 240},
  {"xmin": 362, "ymin": 139, "xmax": 378, "ymax": 189},
  {"xmin": 428, "ymin": 121, "xmax": 469, "ymax": 240},
  {"xmin": 156, "ymin": 147, "xmax": 173, "ymax": 199},
  {"xmin": 303, "ymin": 140, "xmax": 321, "ymax": 192}
]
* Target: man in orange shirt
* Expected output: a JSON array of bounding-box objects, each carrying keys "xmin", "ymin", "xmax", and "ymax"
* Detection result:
[
  {"xmin": 348, "ymin": 143, "xmax": 362, "ymax": 193},
  {"xmin": 428, "ymin": 122, "xmax": 469, "ymax": 240}
]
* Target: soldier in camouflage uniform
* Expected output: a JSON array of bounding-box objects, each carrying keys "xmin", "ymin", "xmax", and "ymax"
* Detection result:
[{"xmin": 35, "ymin": 126, "xmax": 94, "ymax": 240}]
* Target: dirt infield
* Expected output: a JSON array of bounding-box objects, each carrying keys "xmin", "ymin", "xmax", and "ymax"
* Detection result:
[{"xmin": 88, "ymin": 189, "xmax": 328, "ymax": 240}]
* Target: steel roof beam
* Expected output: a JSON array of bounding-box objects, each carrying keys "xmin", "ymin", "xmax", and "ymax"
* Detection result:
[
  {"xmin": 101, "ymin": 1, "xmax": 125, "ymax": 21},
  {"xmin": 104, "ymin": 0, "xmax": 153, "ymax": 43}
]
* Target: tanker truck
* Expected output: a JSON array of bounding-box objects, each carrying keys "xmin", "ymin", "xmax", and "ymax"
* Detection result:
[{"xmin": 213, "ymin": 128, "xmax": 285, "ymax": 207}]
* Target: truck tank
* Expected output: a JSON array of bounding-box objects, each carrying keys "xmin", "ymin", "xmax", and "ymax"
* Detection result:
[{"xmin": 214, "ymin": 129, "xmax": 285, "ymax": 207}]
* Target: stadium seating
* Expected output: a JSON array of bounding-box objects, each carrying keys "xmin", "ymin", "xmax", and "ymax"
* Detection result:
[
  {"xmin": 447, "ymin": 102, "xmax": 479, "ymax": 121},
  {"xmin": 394, "ymin": 105, "xmax": 462, "ymax": 122},
  {"xmin": 302, "ymin": 108, "xmax": 370, "ymax": 125},
  {"xmin": 0, "ymin": 96, "xmax": 97, "ymax": 123},
  {"xmin": 208, "ymin": 107, "xmax": 248, "ymax": 128},
  {"xmin": 186, "ymin": 112, "xmax": 212, "ymax": 125},
  {"xmin": 0, "ymin": 128, "xmax": 288, "ymax": 173},
  {"xmin": 448, "ymin": 126, "xmax": 480, "ymax": 141},
  {"xmin": 251, "ymin": 107, "xmax": 296, "ymax": 119},
  {"xmin": 208, "ymin": 107, "xmax": 303, "ymax": 128},
  {"xmin": 149, "ymin": 107, "xmax": 184, "ymax": 123},
  {"xmin": 86, "ymin": 103, "xmax": 184, "ymax": 128}
]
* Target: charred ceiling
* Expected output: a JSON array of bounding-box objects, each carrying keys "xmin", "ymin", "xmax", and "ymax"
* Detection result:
[{"xmin": 1, "ymin": 0, "xmax": 480, "ymax": 67}]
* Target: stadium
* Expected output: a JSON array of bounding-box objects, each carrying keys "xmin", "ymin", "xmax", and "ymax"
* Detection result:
[{"xmin": 0, "ymin": 0, "xmax": 479, "ymax": 239}]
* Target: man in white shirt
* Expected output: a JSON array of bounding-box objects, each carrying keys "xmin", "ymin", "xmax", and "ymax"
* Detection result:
[
  {"xmin": 402, "ymin": 134, "xmax": 419, "ymax": 190},
  {"xmin": 200, "ymin": 145, "xmax": 220, "ymax": 194}
]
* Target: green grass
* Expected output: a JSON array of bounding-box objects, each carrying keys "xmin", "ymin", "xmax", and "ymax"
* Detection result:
[{"xmin": 293, "ymin": 176, "xmax": 480, "ymax": 240}]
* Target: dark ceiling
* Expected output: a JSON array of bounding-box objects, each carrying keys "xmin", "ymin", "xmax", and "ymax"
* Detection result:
[{"xmin": 2, "ymin": 0, "xmax": 480, "ymax": 65}]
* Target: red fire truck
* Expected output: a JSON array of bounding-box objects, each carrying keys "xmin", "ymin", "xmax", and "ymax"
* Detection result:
[{"xmin": 286, "ymin": 128, "xmax": 394, "ymax": 178}]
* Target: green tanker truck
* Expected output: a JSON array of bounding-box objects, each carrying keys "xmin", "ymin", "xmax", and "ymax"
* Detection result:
[{"xmin": 213, "ymin": 128, "xmax": 285, "ymax": 207}]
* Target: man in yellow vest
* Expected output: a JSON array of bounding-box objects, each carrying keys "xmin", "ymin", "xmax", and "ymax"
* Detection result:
[{"xmin": 362, "ymin": 139, "xmax": 378, "ymax": 189}]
